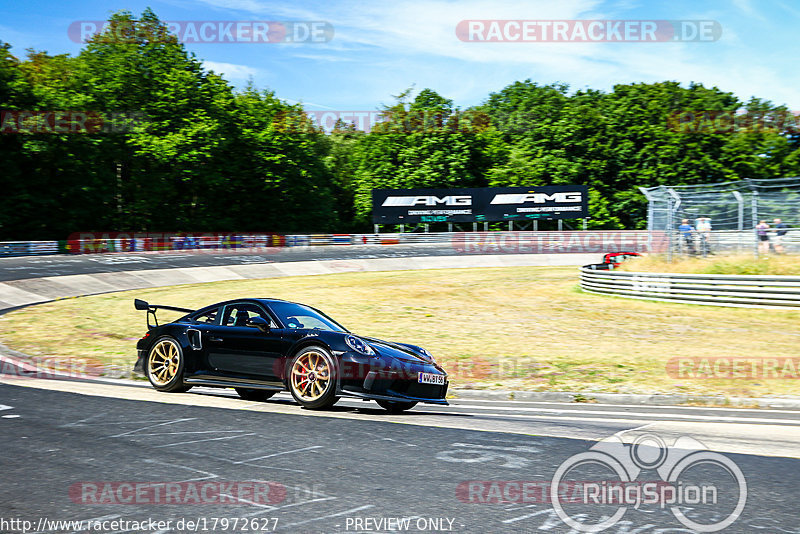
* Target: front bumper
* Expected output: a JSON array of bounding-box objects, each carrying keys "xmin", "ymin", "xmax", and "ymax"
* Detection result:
[{"xmin": 338, "ymin": 351, "xmax": 449, "ymax": 404}]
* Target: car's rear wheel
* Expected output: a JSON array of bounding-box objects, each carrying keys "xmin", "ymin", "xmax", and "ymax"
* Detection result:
[
  {"xmin": 288, "ymin": 346, "xmax": 338, "ymax": 409},
  {"xmin": 376, "ymin": 400, "xmax": 418, "ymax": 413},
  {"xmin": 146, "ymin": 336, "xmax": 192, "ymax": 392},
  {"xmin": 235, "ymin": 388, "xmax": 277, "ymax": 402}
]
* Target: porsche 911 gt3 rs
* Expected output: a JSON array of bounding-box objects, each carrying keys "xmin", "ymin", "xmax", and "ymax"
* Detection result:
[{"xmin": 132, "ymin": 298, "xmax": 448, "ymax": 412}]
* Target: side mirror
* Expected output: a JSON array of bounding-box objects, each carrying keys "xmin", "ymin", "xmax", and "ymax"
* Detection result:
[{"xmin": 247, "ymin": 316, "xmax": 270, "ymax": 332}]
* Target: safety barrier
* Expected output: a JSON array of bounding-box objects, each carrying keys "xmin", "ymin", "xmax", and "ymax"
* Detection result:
[
  {"xmin": 580, "ymin": 267, "xmax": 800, "ymax": 309},
  {"xmin": 0, "ymin": 241, "xmax": 60, "ymax": 257},
  {"xmin": 2, "ymin": 231, "xmax": 664, "ymax": 258}
]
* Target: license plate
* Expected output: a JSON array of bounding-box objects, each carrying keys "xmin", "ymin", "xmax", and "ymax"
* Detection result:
[{"xmin": 418, "ymin": 372, "xmax": 445, "ymax": 385}]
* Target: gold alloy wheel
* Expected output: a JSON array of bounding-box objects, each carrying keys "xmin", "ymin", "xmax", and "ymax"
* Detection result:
[
  {"xmin": 290, "ymin": 350, "xmax": 332, "ymax": 401},
  {"xmin": 148, "ymin": 339, "xmax": 181, "ymax": 386}
]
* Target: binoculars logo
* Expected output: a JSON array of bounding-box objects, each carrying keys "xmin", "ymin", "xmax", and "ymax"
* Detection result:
[{"xmin": 550, "ymin": 433, "xmax": 747, "ymax": 532}]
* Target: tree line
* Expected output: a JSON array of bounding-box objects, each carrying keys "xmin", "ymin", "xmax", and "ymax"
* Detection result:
[{"xmin": 1, "ymin": 9, "xmax": 798, "ymax": 240}]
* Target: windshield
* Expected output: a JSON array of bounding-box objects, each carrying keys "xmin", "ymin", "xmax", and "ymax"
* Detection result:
[{"xmin": 267, "ymin": 301, "xmax": 348, "ymax": 333}]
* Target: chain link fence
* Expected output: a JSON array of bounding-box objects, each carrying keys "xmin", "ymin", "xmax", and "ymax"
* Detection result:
[{"xmin": 640, "ymin": 177, "xmax": 800, "ymax": 257}]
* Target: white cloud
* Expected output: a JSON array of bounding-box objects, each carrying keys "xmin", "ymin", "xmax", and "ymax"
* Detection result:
[
  {"xmin": 190, "ymin": 0, "xmax": 800, "ymax": 109},
  {"xmin": 203, "ymin": 60, "xmax": 260, "ymax": 79}
]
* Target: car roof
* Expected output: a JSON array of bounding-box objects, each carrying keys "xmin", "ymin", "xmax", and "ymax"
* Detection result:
[{"xmin": 194, "ymin": 298, "xmax": 315, "ymax": 312}]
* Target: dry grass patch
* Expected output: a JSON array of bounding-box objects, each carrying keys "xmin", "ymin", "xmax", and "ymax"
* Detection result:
[
  {"xmin": 1, "ymin": 266, "xmax": 798, "ymax": 397},
  {"xmin": 620, "ymin": 254, "xmax": 800, "ymax": 275}
]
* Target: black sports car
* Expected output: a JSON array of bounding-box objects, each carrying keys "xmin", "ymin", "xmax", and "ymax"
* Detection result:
[{"xmin": 132, "ymin": 298, "xmax": 448, "ymax": 412}]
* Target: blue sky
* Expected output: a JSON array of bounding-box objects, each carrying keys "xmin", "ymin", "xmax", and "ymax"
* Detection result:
[{"xmin": 2, "ymin": 0, "xmax": 798, "ymax": 112}]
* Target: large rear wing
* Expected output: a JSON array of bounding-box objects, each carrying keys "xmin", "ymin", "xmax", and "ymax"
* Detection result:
[{"xmin": 134, "ymin": 299, "xmax": 194, "ymax": 329}]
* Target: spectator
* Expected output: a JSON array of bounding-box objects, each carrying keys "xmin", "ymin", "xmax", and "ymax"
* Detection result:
[
  {"xmin": 696, "ymin": 217, "xmax": 712, "ymax": 255},
  {"xmin": 678, "ymin": 219, "xmax": 696, "ymax": 255},
  {"xmin": 773, "ymin": 218, "xmax": 788, "ymax": 254},
  {"xmin": 756, "ymin": 220, "xmax": 770, "ymax": 255}
]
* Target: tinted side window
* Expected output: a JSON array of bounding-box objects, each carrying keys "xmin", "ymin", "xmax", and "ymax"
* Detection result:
[
  {"xmin": 221, "ymin": 303, "xmax": 273, "ymax": 328},
  {"xmin": 193, "ymin": 307, "xmax": 220, "ymax": 325}
]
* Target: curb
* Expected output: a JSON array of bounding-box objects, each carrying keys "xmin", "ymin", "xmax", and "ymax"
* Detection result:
[
  {"xmin": 4, "ymin": 341, "xmax": 799, "ymax": 410},
  {"xmin": 450, "ymin": 388, "xmax": 800, "ymax": 409}
]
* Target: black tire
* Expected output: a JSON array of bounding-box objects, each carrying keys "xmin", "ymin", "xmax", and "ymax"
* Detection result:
[
  {"xmin": 235, "ymin": 388, "xmax": 277, "ymax": 402},
  {"xmin": 288, "ymin": 346, "xmax": 339, "ymax": 410},
  {"xmin": 145, "ymin": 336, "xmax": 192, "ymax": 392},
  {"xmin": 376, "ymin": 400, "xmax": 418, "ymax": 413}
]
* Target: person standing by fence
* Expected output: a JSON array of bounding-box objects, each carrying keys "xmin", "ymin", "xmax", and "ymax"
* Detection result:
[
  {"xmin": 773, "ymin": 218, "xmax": 788, "ymax": 254},
  {"xmin": 756, "ymin": 220, "xmax": 770, "ymax": 255},
  {"xmin": 678, "ymin": 219, "xmax": 696, "ymax": 255},
  {"xmin": 696, "ymin": 217, "xmax": 712, "ymax": 255}
]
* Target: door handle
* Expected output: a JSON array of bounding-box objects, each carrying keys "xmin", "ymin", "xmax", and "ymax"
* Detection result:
[{"xmin": 208, "ymin": 337, "xmax": 223, "ymax": 343}]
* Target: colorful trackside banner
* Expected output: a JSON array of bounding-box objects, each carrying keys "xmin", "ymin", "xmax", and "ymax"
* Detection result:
[{"xmin": 371, "ymin": 186, "xmax": 589, "ymax": 224}]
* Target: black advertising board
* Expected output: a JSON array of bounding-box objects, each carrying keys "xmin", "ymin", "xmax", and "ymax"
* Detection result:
[{"xmin": 371, "ymin": 185, "xmax": 589, "ymax": 224}]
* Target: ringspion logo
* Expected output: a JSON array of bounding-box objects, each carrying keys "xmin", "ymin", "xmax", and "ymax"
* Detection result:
[
  {"xmin": 456, "ymin": 20, "xmax": 721, "ymax": 42},
  {"xmin": 551, "ymin": 434, "xmax": 746, "ymax": 532}
]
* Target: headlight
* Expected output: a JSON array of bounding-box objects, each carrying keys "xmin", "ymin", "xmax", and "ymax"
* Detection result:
[
  {"xmin": 420, "ymin": 347, "xmax": 435, "ymax": 362},
  {"xmin": 345, "ymin": 335, "xmax": 375, "ymax": 356}
]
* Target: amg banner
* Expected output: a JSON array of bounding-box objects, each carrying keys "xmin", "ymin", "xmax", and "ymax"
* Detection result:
[{"xmin": 372, "ymin": 186, "xmax": 589, "ymax": 224}]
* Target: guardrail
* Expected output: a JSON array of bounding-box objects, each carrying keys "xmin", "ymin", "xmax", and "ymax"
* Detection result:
[
  {"xmin": 580, "ymin": 267, "xmax": 800, "ymax": 309},
  {"xmin": 0, "ymin": 241, "xmax": 60, "ymax": 257},
  {"xmin": 1, "ymin": 231, "xmax": 665, "ymax": 257}
]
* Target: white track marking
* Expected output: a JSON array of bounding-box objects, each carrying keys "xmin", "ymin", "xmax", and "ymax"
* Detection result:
[
  {"xmin": 451, "ymin": 442, "xmax": 541, "ymax": 453},
  {"xmin": 280, "ymin": 505, "xmax": 375, "ymax": 529},
  {"xmin": 614, "ymin": 422, "xmax": 654, "ymax": 437},
  {"xmin": 144, "ymin": 459, "xmax": 222, "ymax": 482},
  {"xmin": 233, "ymin": 445, "xmax": 324, "ymax": 464},
  {"xmin": 0, "ymin": 404, "xmax": 13, "ymax": 411},
  {"xmin": 444, "ymin": 404, "xmax": 800, "ymax": 425},
  {"xmin": 448, "ymin": 410, "xmax": 800, "ymax": 427},
  {"xmin": 2, "ymin": 414, "xmax": 20, "ymax": 418},
  {"xmin": 451, "ymin": 397, "xmax": 800, "ymax": 413},
  {"xmin": 153, "ymin": 433, "xmax": 256, "ymax": 448},
  {"xmin": 130, "ymin": 430, "xmax": 247, "ymax": 436},
  {"xmin": 108, "ymin": 418, "xmax": 196, "ymax": 438},
  {"xmin": 380, "ymin": 437, "xmax": 418, "ymax": 447},
  {"xmin": 502, "ymin": 508, "xmax": 559, "ymax": 524},
  {"xmin": 181, "ymin": 450, "xmax": 308, "ymax": 473}
]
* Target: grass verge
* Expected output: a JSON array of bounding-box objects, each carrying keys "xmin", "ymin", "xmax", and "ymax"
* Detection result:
[
  {"xmin": 1, "ymin": 266, "xmax": 798, "ymax": 397},
  {"xmin": 620, "ymin": 253, "xmax": 800, "ymax": 275}
]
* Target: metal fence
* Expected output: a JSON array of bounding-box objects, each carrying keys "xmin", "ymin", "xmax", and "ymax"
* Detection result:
[
  {"xmin": 640, "ymin": 176, "xmax": 800, "ymax": 233},
  {"xmin": 580, "ymin": 268, "xmax": 800, "ymax": 309},
  {"xmin": 668, "ymin": 228, "xmax": 798, "ymax": 257}
]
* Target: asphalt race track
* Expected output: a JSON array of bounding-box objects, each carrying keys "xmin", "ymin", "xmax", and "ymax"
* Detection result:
[
  {"xmin": 1, "ymin": 376, "xmax": 799, "ymax": 534},
  {"xmin": 0, "ymin": 245, "xmax": 503, "ymax": 282},
  {"xmin": 2, "ymin": 249, "xmax": 800, "ymax": 533}
]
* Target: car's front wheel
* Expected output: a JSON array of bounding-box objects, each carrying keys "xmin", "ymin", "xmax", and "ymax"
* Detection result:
[
  {"xmin": 235, "ymin": 388, "xmax": 277, "ymax": 402},
  {"xmin": 376, "ymin": 400, "xmax": 418, "ymax": 413},
  {"xmin": 146, "ymin": 336, "xmax": 192, "ymax": 392},
  {"xmin": 288, "ymin": 346, "xmax": 339, "ymax": 409}
]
